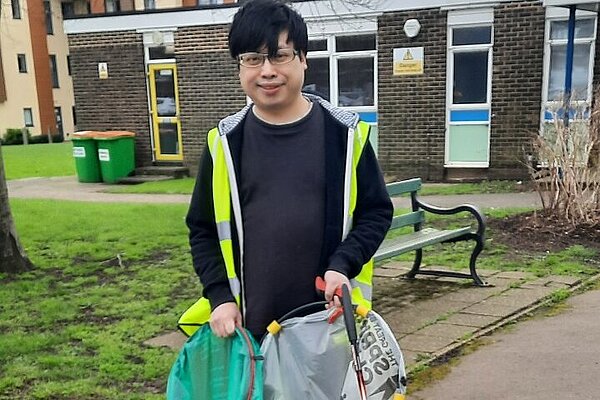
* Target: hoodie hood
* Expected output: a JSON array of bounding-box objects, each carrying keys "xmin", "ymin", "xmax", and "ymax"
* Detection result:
[{"xmin": 217, "ymin": 93, "xmax": 360, "ymax": 136}]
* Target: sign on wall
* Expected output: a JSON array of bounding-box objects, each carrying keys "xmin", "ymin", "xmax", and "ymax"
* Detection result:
[
  {"xmin": 98, "ymin": 63, "xmax": 108, "ymax": 79},
  {"xmin": 393, "ymin": 47, "xmax": 424, "ymax": 75}
]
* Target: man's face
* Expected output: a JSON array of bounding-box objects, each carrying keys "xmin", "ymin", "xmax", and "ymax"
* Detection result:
[{"xmin": 238, "ymin": 31, "xmax": 307, "ymax": 115}]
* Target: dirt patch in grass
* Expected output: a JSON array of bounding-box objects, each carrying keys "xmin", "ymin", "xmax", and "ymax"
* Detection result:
[{"xmin": 488, "ymin": 210, "xmax": 600, "ymax": 254}]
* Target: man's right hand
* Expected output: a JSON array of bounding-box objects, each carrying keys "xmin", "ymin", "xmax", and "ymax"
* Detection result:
[{"xmin": 210, "ymin": 302, "xmax": 242, "ymax": 338}]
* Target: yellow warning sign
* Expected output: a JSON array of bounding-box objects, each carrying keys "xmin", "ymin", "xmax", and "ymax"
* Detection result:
[
  {"xmin": 98, "ymin": 62, "xmax": 108, "ymax": 79},
  {"xmin": 393, "ymin": 47, "xmax": 424, "ymax": 76}
]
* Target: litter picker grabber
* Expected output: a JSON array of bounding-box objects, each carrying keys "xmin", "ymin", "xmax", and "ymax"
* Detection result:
[{"xmin": 342, "ymin": 284, "xmax": 368, "ymax": 400}]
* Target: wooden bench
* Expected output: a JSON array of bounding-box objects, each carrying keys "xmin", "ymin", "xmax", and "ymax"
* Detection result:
[{"xmin": 374, "ymin": 177, "xmax": 487, "ymax": 286}]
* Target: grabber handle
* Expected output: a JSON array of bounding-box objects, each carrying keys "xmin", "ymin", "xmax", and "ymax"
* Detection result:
[
  {"xmin": 314, "ymin": 276, "xmax": 343, "ymax": 299},
  {"xmin": 341, "ymin": 284, "xmax": 358, "ymax": 345}
]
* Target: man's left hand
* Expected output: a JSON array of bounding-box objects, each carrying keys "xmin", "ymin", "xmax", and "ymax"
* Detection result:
[{"xmin": 324, "ymin": 270, "xmax": 351, "ymax": 309}]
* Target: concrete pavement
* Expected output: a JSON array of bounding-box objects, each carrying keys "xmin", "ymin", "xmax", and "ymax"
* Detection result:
[
  {"xmin": 7, "ymin": 175, "xmax": 543, "ymax": 209},
  {"xmin": 6, "ymin": 176, "xmax": 189, "ymax": 203},
  {"xmin": 412, "ymin": 287, "xmax": 600, "ymax": 399}
]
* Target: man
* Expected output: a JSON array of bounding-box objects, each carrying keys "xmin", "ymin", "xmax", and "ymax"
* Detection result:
[{"xmin": 186, "ymin": 0, "xmax": 392, "ymax": 340}]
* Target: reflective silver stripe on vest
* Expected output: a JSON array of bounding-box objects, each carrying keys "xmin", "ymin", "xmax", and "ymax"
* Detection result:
[
  {"xmin": 218, "ymin": 132, "xmax": 247, "ymax": 322},
  {"xmin": 351, "ymin": 279, "xmax": 372, "ymax": 301},
  {"xmin": 229, "ymin": 277, "xmax": 241, "ymax": 297},
  {"xmin": 342, "ymin": 126, "xmax": 355, "ymax": 240},
  {"xmin": 216, "ymin": 221, "xmax": 232, "ymax": 241}
]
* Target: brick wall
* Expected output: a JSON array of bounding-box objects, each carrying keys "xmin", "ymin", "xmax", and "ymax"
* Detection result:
[
  {"xmin": 490, "ymin": 1, "xmax": 545, "ymax": 180},
  {"xmin": 68, "ymin": 31, "xmax": 151, "ymax": 167},
  {"xmin": 175, "ymin": 25, "xmax": 246, "ymax": 174},
  {"xmin": 378, "ymin": 1, "xmax": 545, "ymax": 181},
  {"xmin": 378, "ymin": 9, "xmax": 448, "ymax": 181},
  {"xmin": 68, "ymin": 26, "xmax": 246, "ymax": 172}
]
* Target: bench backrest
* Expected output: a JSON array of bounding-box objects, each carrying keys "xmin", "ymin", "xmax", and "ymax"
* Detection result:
[{"xmin": 386, "ymin": 178, "xmax": 425, "ymax": 231}]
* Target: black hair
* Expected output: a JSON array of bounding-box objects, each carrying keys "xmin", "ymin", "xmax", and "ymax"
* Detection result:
[{"xmin": 228, "ymin": 0, "xmax": 308, "ymax": 60}]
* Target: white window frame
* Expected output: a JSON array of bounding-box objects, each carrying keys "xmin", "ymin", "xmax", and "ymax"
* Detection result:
[
  {"xmin": 541, "ymin": 15, "xmax": 597, "ymax": 128},
  {"xmin": 445, "ymin": 9, "xmax": 494, "ymax": 168},
  {"xmin": 23, "ymin": 108, "xmax": 34, "ymax": 127},
  {"xmin": 306, "ymin": 33, "xmax": 377, "ymax": 113}
]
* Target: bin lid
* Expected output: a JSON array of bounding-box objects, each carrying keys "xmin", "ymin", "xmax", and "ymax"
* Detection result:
[
  {"xmin": 72, "ymin": 130, "xmax": 101, "ymax": 139},
  {"xmin": 94, "ymin": 131, "xmax": 136, "ymax": 139}
]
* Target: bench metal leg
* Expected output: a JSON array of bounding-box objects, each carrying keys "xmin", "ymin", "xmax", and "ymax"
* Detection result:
[
  {"xmin": 405, "ymin": 249, "xmax": 422, "ymax": 279},
  {"xmin": 403, "ymin": 237, "xmax": 488, "ymax": 286},
  {"xmin": 469, "ymin": 237, "xmax": 487, "ymax": 286}
]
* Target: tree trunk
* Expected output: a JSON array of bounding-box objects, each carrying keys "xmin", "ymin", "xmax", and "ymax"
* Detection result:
[{"xmin": 0, "ymin": 142, "xmax": 33, "ymax": 273}]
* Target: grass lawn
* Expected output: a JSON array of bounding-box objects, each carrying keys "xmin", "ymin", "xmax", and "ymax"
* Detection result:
[
  {"xmin": 2, "ymin": 142, "xmax": 75, "ymax": 180},
  {"xmin": 2, "ymin": 200, "xmax": 193, "ymax": 399},
  {"xmin": 1, "ymin": 201, "xmax": 596, "ymax": 398},
  {"xmin": 105, "ymin": 178, "xmax": 527, "ymax": 196}
]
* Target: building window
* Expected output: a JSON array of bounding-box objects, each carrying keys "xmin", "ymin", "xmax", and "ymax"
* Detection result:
[
  {"xmin": 49, "ymin": 55, "xmax": 59, "ymax": 88},
  {"xmin": 11, "ymin": 0, "xmax": 21, "ymax": 19},
  {"xmin": 450, "ymin": 26, "xmax": 493, "ymax": 105},
  {"xmin": 67, "ymin": 55, "xmax": 72, "ymax": 75},
  {"xmin": 198, "ymin": 0, "xmax": 223, "ymax": 5},
  {"xmin": 23, "ymin": 108, "xmax": 34, "ymax": 127},
  {"xmin": 144, "ymin": 0, "xmax": 155, "ymax": 9},
  {"xmin": 303, "ymin": 34, "xmax": 376, "ymax": 109},
  {"xmin": 17, "ymin": 54, "xmax": 27, "ymax": 73},
  {"xmin": 61, "ymin": 1, "xmax": 75, "ymax": 18},
  {"xmin": 55, "ymin": 107, "xmax": 64, "ymax": 135},
  {"xmin": 72, "ymin": 106, "xmax": 77, "ymax": 126},
  {"xmin": 44, "ymin": 0, "xmax": 53, "ymax": 34},
  {"xmin": 544, "ymin": 18, "xmax": 596, "ymax": 105},
  {"xmin": 105, "ymin": 0, "xmax": 121, "ymax": 13}
]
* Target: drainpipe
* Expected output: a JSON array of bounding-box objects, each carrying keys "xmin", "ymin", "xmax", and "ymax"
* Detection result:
[{"xmin": 563, "ymin": 5, "xmax": 576, "ymax": 127}]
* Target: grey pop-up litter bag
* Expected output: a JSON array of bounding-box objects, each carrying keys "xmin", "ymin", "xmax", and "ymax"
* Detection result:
[{"xmin": 260, "ymin": 305, "xmax": 407, "ymax": 400}]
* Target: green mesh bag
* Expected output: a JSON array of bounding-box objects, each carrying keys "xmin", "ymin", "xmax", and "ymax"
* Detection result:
[{"xmin": 167, "ymin": 325, "xmax": 263, "ymax": 400}]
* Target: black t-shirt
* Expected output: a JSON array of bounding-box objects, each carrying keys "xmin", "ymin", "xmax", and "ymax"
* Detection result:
[{"xmin": 240, "ymin": 102, "xmax": 326, "ymax": 337}]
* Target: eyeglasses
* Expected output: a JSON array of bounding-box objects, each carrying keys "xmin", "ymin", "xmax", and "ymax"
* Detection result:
[{"xmin": 238, "ymin": 49, "xmax": 299, "ymax": 68}]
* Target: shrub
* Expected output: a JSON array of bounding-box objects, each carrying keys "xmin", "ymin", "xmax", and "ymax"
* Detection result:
[
  {"xmin": 29, "ymin": 133, "xmax": 65, "ymax": 144},
  {"xmin": 0, "ymin": 129, "xmax": 64, "ymax": 145},
  {"xmin": 529, "ymin": 91, "xmax": 600, "ymax": 228},
  {"xmin": 2, "ymin": 128, "xmax": 31, "ymax": 145}
]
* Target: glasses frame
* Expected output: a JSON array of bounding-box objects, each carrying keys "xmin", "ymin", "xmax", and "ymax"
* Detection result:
[{"xmin": 238, "ymin": 49, "xmax": 300, "ymax": 68}]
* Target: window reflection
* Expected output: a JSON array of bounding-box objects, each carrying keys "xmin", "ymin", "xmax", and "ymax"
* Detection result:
[
  {"xmin": 338, "ymin": 57, "xmax": 374, "ymax": 107},
  {"xmin": 303, "ymin": 58, "xmax": 330, "ymax": 100},
  {"xmin": 154, "ymin": 69, "xmax": 176, "ymax": 116},
  {"xmin": 453, "ymin": 52, "xmax": 488, "ymax": 104}
]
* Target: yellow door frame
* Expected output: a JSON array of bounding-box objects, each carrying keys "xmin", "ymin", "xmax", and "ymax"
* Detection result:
[{"xmin": 148, "ymin": 63, "xmax": 184, "ymax": 161}]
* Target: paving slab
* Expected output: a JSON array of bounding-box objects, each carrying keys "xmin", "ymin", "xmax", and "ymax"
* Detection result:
[
  {"xmin": 546, "ymin": 275, "xmax": 583, "ymax": 286},
  {"xmin": 439, "ymin": 289, "xmax": 496, "ymax": 304},
  {"xmin": 400, "ymin": 350, "xmax": 424, "ymax": 367},
  {"xmin": 416, "ymin": 323, "xmax": 478, "ymax": 339},
  {"xmin": 482, "ymin": 290, "xmax": 548, "ymax": 309},
  {"xmin": 400, "ymin": 334, "xmax": 455, "ymax": 353},
  {"xmin": 438, "ymin": 312, "xmax": 498, "ymax": 328},
  {"xmin": 461, "ymin": 302, "xmax": 520, "ymax": 318},
  {"xmin": 494, "ymin": 271, "xmax": 532, "ymax": 280},
  {"xmin": 411, "ymin": 299, "xmax": 470, "ymax": 316},
  {"xmin": 384, "ymin": 308, "xmax": 441, "ymax": 335}
]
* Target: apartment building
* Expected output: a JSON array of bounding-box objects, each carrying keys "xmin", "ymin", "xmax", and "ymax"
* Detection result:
[
  {"xmin": 0, "ymin": 0, "xmax": 75, "ymax": 137},
  {"xmin": 61, "ymin": 0, "xmax": 236, "ymax": 16}
]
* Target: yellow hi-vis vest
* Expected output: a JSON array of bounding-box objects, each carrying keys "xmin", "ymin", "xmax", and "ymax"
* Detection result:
[{"xmin": 178, "ymin": 120, "xmax": 374, "ymax": 337}]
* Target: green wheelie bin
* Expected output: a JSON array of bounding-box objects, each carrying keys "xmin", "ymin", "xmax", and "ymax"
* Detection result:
[
  {"xmin": 72, "ymin": 131, "xmax": 102, "ymax": 183},
  {"xmin": 95, "ymin": 131, "xmax": 136, "ymax": 184}
]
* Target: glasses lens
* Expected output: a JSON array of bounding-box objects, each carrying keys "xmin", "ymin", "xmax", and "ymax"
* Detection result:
[
  {"xmin": 270, "ymin": 50, "xmax": 295, "ymax": 65},
  {"xmin": 240, "ymin": 53, "xmax": 264, "ymax": 67}
]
